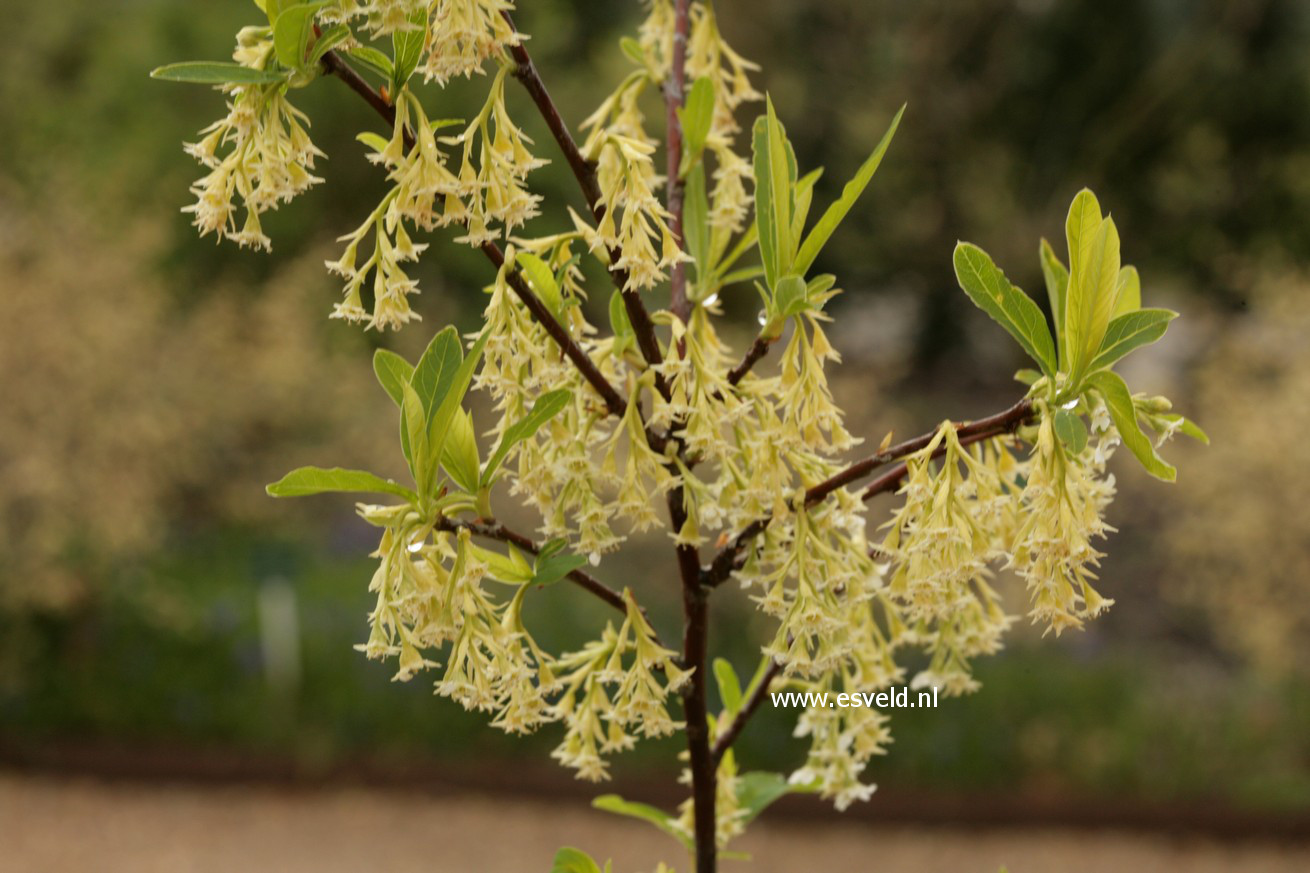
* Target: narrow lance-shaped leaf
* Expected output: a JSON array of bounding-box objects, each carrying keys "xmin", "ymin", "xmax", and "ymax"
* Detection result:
[
  {"xmin": 953, "ymin": 242, "xmax": 1058, "ymax": 377},
  {"xmin": 751, "ymin": 115, "xmax": 779, "ymax": 288},
  {"xmin": 427, "ymin": 330, "xmax": 490, "ymax": 471},
  {"xmin": 481, "ymin": 389, "xmax": 572, "ymax": 487},
  {"xmin": 266, "ymin": 466, "xmax": 417, "ymax": 501},
  {"xmin": 307, "ymin": 23, "xmax": 351, "ymax": 67},
  {"xmin": 1088, "ymin": 370, "xmax": 1176, "ymax": 481},
  {"xmin": 678, "ymin": 76, "xmax": 716, "ymax": 176},
  {"xmin": 410, "ymin": 326, "xmax": 462, "ymax": 428},
  {"xmin": 683, "ymin": 163, "xmax": 711, "ymax": 287},
  {"xmin": 400, "ymin": 380, "xmax": 433, "ymax": 493},
  {"xmin": 1066, "ymin": 215, "xmax": 1121, "ymax": 386},
  {"xmin": 1088, "ymin": 308, "xmax": 1177, "ymax": 373},
  {"xmin": 531, "ymin": 552, "xmax": 589, "ymax": 588},
  {"xmin": 1113, "ymin": 265, "xmax": 1141, "ymax": 316},
  {"xmin": 440, "ymin": 408, "xmax": 481, "ymax": 495},
  {"xmin": 793, "ymin": 103, "xmax": 904, "ymax": 275},
  {"xmin": 515, "ymin": 252, "xmax": 564, "ymax": 317},
  {"xmin": 765, "ymin": 96, "xmax": 795, "ymax": 277},
  {"xmin": 345, "ymin": 45, "xmax": 394, "ymax": 81},
  {"xmin": 273, "ymin": 1, "xmax": 330, "ymax": 70},
  {"xmin": 1053, "ymin": 408, "xmax": 1089, "ymax": 454},
  {"xmin": 1065, "ymin": 188, "xmax": 1103, "ymax": 285},
  {"xmin": 391, "ymin": 7, "xmax": 428, "ymax": 89},
  {"xmin": 1039, "ymin": 238, "xmax": 1069, "ymax": 371},
  {"xmin": 150, "ymin": 62, "xmax": 288, "ymax": 85},
  {"xmin": 591, "ymin": 796, "xmax": 691, "ymax": 849},
  {"xmin": 713, "ymin": 658, "xmax": 744, "ymax": 715}
]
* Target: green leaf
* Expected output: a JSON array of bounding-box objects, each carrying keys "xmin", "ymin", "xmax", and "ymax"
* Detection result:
[
  {"xmin": 426, "ymin": 330, "xmax": 489, "ymax": 475},
  {"xmin": 150, "ymin": 62, "xmax": 287, "ymax": 85},
  {"xmin": 684, "ymin": 163, "xmax": 710, "ymax": 287},
  {"xmin": 953, "ymin": 242, "xmax": 1058, "ymax": 377},
  {"xmin": 793, "ymin": 104, "xmax": 903, "ymax": 275},
  {"xmin": 307, "ymin": 23, "xmax": 351, "ymax": 67},
  {"xmin": 273, "ymin": 2, "xmax": 329, "ymax": 70},
  {"xmin": 345, "ymin": 45, "xmax": 394, "ymax": 81},
  {"xmin": 551, "ymin": 848, "xmax": 605, "ymax": 873},
  {"xmin": 751, "ymin": 114, "xmax": 779, "ymax": 289},
  {"xmin": 1065, "ymin": 188, "xmax": 1103, "ymax": 289},
  {"xmin": 440, "ymin": 408, "xmax": 481, "ymax": 494},
  {"xmin": 592, "ymin": 796, "xmax": 691, "ymax": 849},
  {"xmin": 608, "ymin": 290, "xmax": 636, "ymax": 359},
  {"xmin": 773, "ymin": 274, "xmax": 810, "ymax": 319},
  {"xmin": 713, "ymin": 658, "xmax": 744, "ymax": 715},
  {"xmin": 516, "ymin": 252, "xmax": 563, "ymax": 317},
  {"xmin": 266, "ymin": 466, "xmax": 416, "ymax": 500},
  {"xmin": 468, "ymin": 542, "xmax": 534, "ymax": 585},
  {"xmin": 735, "ymin": 772, "xmax": 795, "ymax": 825},
  {"xmin": 391, "ymin": 8, "xmax": 428, "ymax": 89},
  {"xmin": 764, "ymin": 96, "xmax": 794, "ymax": 277},
  {"xmin": 678, "ymin": 76, "xmax": 716, "ymax": 176},
  {"xmin": 1113, "ymin": 265, "xmax": 1141, "ymax": 316},
  {"xmin": 1066, "ymin": 210, "xmax": 1120, "ymax": 386},
  {"xmin": 1052, "ymin": 408, "xmax": 1089, "ymax": 455},
  {"xmin": 1088, "ymin": 308, "xmax": 1177, "ymax": 373},
  {"xmin": 1088, "ymin": 371, "xmax": 1176, "ymax": 481},
  {"xmin": 410, "ymin": 327, "xmax": 462, "ymax": 428},
  {"xmin": 1039, "ymin": 238, "xmax": 1069, "ymax": 371},
  {"xmin": 532, "ymin": 552, "xmax": 589, "ymax": 588},
  {"xmin": 372, "ymin": 349, "xmax": 414, "ymax": 407},
  {"xmin": 1014, "ymin": 368, "xmax": 1043, "ymax": 386},
  {"xmin": 400, "ymin": 380, "xmax": 432, "ymax": 491},
  {"xmin": 619, "ymin": 36, "xmax": 646, "ymax": 65},
  {"xmin": 482, "ymin": 390, "xmax": 572, "ymax": 487}
]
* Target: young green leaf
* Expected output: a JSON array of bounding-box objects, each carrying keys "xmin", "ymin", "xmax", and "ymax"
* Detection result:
[
  {"xmin": 516, "ymin": 252, "xmax": 564, "ymax": 317},
  {"xmin": 735, "ymin": 771, "xmax": 797, "ymax": 825},
  {"xmin": 1087, "ymin": 370, "xmax": 1176, "ymax": 481},
  {"xmin": 440, "ymin": 408, "xmax": 481, "ymax": 495},
  {"xmin": 793, "ymin": 104, "xmax": 904, "ymax": 275},
  {"xmin": 1088, "ymin": 308, "xmax": 1177, "ymax": 373},
  {"xmin": 272, "ymin": 2, "xmax": 330, "ymax": 70},
  {"xmin": 684, "ymin": 163, "xmax": 710, "ymax": 286},
  {"xmin": 1039, "ymin": 238, "xmax": 1069, "ymax": 370},
  {"xmin": 266, "ymin": 466, "xmax": 416, "ymax": 500},
  {"xmin": 481, "ymin": 389, "xmax": 572, "ymax": 487},
  {"xmin": 345, "ymin": 45, "xmax": 394, "ymax": 81},
  {"xmin": 150, "ymin": 62, "xmax": 288, "ymax": 85},
  {"xmin": 764, "ymin": 97, "xmax": 794, "ymax": 278},
  {"xmin": 372, "ymin": 348, "xmax": 414, "ymax": 407},
  {"xmin": 678, "ymin": 76, "xmax": 716, "ymax": 176},
  {"xmin": 531, "ymin": 552, "xmax": 589, "ymax": 588},
  {"xmin": 592, "ymin": 795, "xmax": 691, "ymax": 849},
  {"xmin": 1113, "ymin": 265, "xmax": 1141, "ymax": 316},
  {"xmin": 410, "ymin": 326, "xmax": 462, "ymax": 427},
  {"xmin": 400, "ymin": 380, "xmax": 433, "ymax": 492},
  {"xmin": 713, "ymin": 658, "xmax": 744, "ymax": 715},
  {"xmin": 1066, "ymin": 215, "xmax": 1121, "ymax": 386},
  {"xmin": 426, "ymin": 330, "xmax": 489, "ymax": 472},
  {"xmin": 751, "ymin": 114, "xmax": 779, "ymax": 288},
  {"xmin": 468, "ymin": 542, "xmax": 535, "ymax": 584},
  {"xmin": 953, "ymin": 242, "xmax": 1058, "ymax": 377},
  {"xmin": 391, "ymin": 8, "xmax": 428, "ymax": 89},
  {"xmin": 1065, "ymin": 188, "xmax": 1103, "ymax": 286},
  {"xmin": 1155, "ymin": 413, "xmax": 1210, "ymax": 444},
  {"xmin": 551, "ymin": 848, "xmax": 605, "ymax": 873},
  {"xmin": 307, "ymin": 23, "xmax": 351, "ymax": 67},
  {"xmin": 1053, "ymin": 408, "xmax": 1089, "ymax": 455}
]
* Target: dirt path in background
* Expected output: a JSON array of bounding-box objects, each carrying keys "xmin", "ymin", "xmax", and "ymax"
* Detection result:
[{"xmin": 1, "ymin": 774, "xmax": 1307, "ymax": 873}]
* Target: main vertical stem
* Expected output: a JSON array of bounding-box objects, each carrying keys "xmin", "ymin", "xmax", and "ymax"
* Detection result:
[{"xmin": 663, "ymin": 3, "xmax": 712, "ymax": 871}]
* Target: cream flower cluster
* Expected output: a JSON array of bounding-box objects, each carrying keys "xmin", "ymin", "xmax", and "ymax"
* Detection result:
[{"xmin": 183, "ymin": 76, "xmax": 323, "ymax": 251}]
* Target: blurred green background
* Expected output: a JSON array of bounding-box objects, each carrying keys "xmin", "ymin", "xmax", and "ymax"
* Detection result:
[{"xmin": 1, "ymin": 0, "xmax": 1308, "ymax": 824}]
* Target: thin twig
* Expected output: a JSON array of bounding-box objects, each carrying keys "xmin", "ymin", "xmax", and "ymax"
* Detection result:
[
  {"xmin": 726, "ymin": 334, "xmax": 776, "ymax": 385},
  {"xmin": 501, "ymin": 12, "xmax": 671, "ymax": 399}
]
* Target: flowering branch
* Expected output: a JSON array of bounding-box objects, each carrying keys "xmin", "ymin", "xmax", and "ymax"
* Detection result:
[
  {"xmin": 502, "ymin": 12, "xmax": 671, "ymax": 398},
  {"xmin": 726, "ymin": 334, "xmax": 776, "ymax": 386},
  {"xmin": 317, "ymin": 47, "xmax": 630, "ymax": 419},
  {"xmin": 701, "ymin": 398, "xmax": 1036, "ymax": 589}
]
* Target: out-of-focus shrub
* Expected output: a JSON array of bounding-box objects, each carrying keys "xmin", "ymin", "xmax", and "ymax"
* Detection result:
[
  {"xmin": 0, "ymin": 198, "xmax": 393, "ymax": 612},
  {"xmin": 1163, "ymin": 271, "xmax": 1310, "ymax": 674}
]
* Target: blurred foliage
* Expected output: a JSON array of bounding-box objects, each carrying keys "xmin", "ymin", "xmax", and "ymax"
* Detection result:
[{"xmin": 2, "ymin": 0, "xmax": 1309, "ymax": 810}]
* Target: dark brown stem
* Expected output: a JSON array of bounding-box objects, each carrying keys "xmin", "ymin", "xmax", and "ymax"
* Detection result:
[
  {"xmin": 711, "ymin": 657, "xmax": 781, "ymax": 765},
  {"xmin": 435, "ymin": 518, "xmax": 625, "ymax": 614},
  {"xmin": 701, "ymin": 397, "xmax": 1035, "ymax": 588},
  {"xmin": 726, "ymin": 334, "xmax": 776, "ymax": 385},
  {"xmin": 501, "ymin": 12, "xmax": 670, "ymax": 400},
  {"xmin": 317, "ymin": 48, "xmax": 629, "ymax": 420}
]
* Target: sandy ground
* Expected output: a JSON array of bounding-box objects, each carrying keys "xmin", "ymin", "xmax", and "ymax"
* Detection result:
[{"xmin": 0, "ymin": 773, "xmax": 1307, "ymax": 873}]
